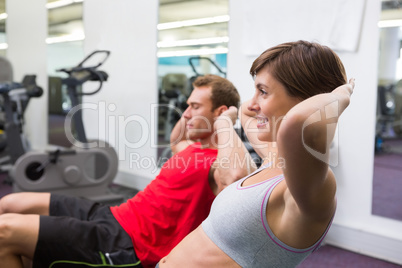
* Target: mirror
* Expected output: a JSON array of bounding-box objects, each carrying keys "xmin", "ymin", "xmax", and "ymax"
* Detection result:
[
  {"xmin": 47, "ymin": 0, "xmax": 85, "ymax": 147},
  {"xmin": 156, "ymin": 0, "xmax": 229, "ymax": 165},
  {"xmin": 372, "ymin": 1, "xmax": 402, "ymax": 221},
  {"xmin": 0, "ymin": 0, "xmax": 5, "ymax": 58}
]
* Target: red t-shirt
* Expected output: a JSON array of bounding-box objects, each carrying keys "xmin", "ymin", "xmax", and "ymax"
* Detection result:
[{"xmin": 110, "ymin": 143, "xmax": 217, "ymax": 268}]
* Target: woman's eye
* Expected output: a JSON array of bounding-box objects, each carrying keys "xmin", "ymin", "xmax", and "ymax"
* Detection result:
[{"xmin": 259, "ymin": 89, "xmax": 267, "ymax": 95}]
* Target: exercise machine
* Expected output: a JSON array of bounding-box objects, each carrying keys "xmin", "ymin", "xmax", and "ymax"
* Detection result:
[
  {"xmin": 158, "ymin": 73, "xmax": 188, "ymax": 142},
  {"xmin": 4, "ymin": 51, "xmax": 125, "ymax": 203},
  {"xmin": 0, "ymin": 75, "xmax": 43, "ymax": 168}
]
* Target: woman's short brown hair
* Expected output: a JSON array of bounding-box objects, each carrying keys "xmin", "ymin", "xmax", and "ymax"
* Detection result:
[{"xmin": 250, "ymin": 40, "xmax": 347, "ymax": 100}]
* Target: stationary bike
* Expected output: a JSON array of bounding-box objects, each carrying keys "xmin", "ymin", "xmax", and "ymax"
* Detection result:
[{"xmin": 6, "ymin": 51, "xmax": 124, "ymax": 203}]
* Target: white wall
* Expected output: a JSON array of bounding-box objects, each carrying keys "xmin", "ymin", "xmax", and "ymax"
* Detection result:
[
  {"xmin": 6, "ymin": 0, "xmax": 48, "ymax": 149},
  {"xmin": 228, "ymin": 0, "xmax": 402, "ymax": 264},
  {"xmin": 82, "ymin": 0, "xmax": 159, "ymax": 189}
]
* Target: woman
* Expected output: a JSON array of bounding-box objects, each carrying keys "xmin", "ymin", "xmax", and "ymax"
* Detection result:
[{"xmin": 158, "ymin": 40, "xmax": 354, "ymax": 267}]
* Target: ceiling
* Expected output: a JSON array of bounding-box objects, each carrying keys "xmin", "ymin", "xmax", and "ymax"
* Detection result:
[
  {"xmin": 2, "ymin": 1, "xmax": 402, "ymax": 31},
  {"xmin": 158, "ymin": 0, "xmax": 228, "ymax": 55},
  {"xmin": 159, "ymin": 0, "xmax": 227, "ymax": 22},
  {"xmin": 2, "ymin": 1, "xmax": 402, "ymax": 53},
  {"xmin": 0, "ymin": 0, "xmax": 229, "ymax": 55}
]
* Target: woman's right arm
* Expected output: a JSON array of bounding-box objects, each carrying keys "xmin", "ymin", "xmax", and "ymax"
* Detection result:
[{"xmin": 277, "ymin": 79, "xmax": 354, "ymax": 217}]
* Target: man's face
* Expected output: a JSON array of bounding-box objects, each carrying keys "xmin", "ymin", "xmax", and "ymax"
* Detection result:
[{"xmin": 182, "ymin": 86, "xmax": 218, "ymax": 141}]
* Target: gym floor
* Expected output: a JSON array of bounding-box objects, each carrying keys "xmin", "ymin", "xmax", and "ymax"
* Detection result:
[{"xmin": 0, "ymin": 174, "xmax": 400, "ymax": 267}]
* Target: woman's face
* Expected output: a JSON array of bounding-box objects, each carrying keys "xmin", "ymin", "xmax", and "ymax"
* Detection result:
[{"xmin": 248, "ymin": 67, "xmax": 301, "ymax": 142}]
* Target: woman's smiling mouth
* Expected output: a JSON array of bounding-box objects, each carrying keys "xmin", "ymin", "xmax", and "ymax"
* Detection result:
[{"xmin": 256, "ymin": 116, "xmax": 269, "ymax": 128}]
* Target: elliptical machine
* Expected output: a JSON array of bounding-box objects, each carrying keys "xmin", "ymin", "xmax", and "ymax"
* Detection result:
[{"xmin": 6, "ymin": 51, "xmax": 124, "ymax": 203}]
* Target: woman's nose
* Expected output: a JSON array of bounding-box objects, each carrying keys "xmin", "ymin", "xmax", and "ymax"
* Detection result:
[{"xmin": 248, "ymin": 95, "xmax": 260, "ymax": 112}]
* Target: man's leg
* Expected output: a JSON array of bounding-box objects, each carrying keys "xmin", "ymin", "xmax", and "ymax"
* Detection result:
[
  {"xmin": 0, "ymin": 213, "xmax": 39, "ymax": 268},
  {"xmin": 0, "ymin": 192, "xmax": 51, "ymax": 215}
]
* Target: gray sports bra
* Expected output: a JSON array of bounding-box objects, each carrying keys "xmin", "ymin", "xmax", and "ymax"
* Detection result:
[{"xmin": 202, "ymin": 163, "xmax": 335, "ymax": 268}]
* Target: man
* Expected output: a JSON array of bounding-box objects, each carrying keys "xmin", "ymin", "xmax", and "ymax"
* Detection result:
[{"xmin": 0, "ymin": 74, "xmax": 255, "ymax": 268}]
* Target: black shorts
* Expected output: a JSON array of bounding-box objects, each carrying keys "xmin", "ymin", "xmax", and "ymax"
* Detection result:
[{"xmin": 33, "ymin": 194, "xmax": 142, "ymax": 268}]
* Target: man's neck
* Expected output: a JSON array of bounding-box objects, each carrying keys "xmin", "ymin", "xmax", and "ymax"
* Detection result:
[{"xmin": 197, "ymin": 136, "xmax": 218, "ymax": 150}]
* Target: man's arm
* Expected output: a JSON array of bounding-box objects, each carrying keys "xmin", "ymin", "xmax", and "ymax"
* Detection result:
[
  {"xmin": 209, "ymin": 106, "xmax": 257, "ymax": 195},
  {"xmin": 170, "ymin": 116, "xmax": 194, "ymax": 155}
]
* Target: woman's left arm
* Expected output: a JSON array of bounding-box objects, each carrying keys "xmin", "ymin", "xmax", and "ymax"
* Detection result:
[{"xmin": 277, "ymin": 79, "xmax": 354, "ymax": 215}]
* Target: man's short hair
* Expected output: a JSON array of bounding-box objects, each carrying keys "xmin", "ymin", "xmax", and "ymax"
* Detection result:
[{"xmin": 193, "ymin": 74, "xmax": 240, "ymax": 111}]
